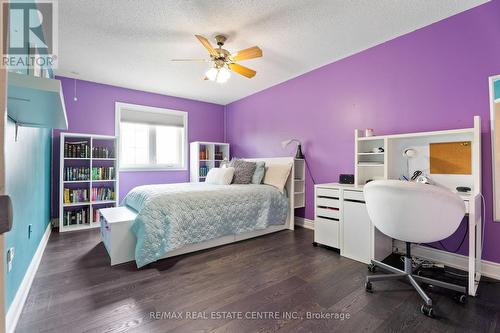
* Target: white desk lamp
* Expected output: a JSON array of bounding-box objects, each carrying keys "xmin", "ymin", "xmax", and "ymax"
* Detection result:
[
  {"xmin": 281, "ymin": 139, "xmax": 304, "ymax": 159},
  {"xmin": 403, "ymin": 148, "xmax": 417, "ymax": 179}
]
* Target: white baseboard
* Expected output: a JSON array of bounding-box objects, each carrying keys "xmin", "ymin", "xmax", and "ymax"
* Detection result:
[
  {"xmin": 295, "ymin": 217, "xmax": 314, "ymax": 230},
  {"xmin": 6, "ymin": 223, "xmax": 51, "ymax": 333},
  {"xmin": 394, "ymin": 240, "xmax": 500, "ymax": 281}
]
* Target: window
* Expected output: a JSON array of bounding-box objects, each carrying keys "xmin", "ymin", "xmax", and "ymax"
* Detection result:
[{"xmin": 116, "ymin": 102, "xmax": 187, "ymax": 170}]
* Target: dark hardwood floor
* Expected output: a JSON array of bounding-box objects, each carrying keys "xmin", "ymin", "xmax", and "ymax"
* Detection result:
[{"xmin": 16, "ymin": 227, "xmax": 500, "ymax": 333}]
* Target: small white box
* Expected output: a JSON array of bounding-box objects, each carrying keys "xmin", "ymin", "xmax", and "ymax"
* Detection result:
[{"xmin": 99, "ymin": 206, "xmax": 137, "ymax": 265}]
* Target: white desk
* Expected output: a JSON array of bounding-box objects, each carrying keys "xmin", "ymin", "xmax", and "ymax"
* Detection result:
[{"xmin": 314, "ymin": 182, "xmax": 482, "ymax": 296}]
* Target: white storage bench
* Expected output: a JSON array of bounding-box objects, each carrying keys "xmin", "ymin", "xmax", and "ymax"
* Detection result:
[{"xmin": 99, "ymin": 206, "xmax": 138, "ymax": 265}]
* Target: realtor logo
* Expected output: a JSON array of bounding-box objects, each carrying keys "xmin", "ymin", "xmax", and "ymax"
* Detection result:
[{"xmin": 2, "ymin": 1, "xmax": 58, "ymax": 71}]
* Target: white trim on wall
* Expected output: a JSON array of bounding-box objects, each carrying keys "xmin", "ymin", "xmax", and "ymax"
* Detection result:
[
  {"xmin": 6, "ymin": 223, "xmax": 51, "ymax": 333},
  {"xmin": 489, "ymin": 75, "xmax": 500, "ymax": 222},
  {"xmin": 295, "ymin": 217, "xmax": 314, "ymax": 230}
]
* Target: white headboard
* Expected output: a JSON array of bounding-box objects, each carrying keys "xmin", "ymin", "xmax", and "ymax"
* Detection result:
[{"xmin": 244, "ymin": 157, "xmax": 295, "ymax": 230}]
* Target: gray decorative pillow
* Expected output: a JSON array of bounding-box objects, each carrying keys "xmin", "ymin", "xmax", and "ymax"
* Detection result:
[
  {"xmin": 229, "ymin": 159, "xmax": 256, "ymax": 184},
  {"xmin": 252, "ymin": 161, "xmax": 266, "ymax": 184}
]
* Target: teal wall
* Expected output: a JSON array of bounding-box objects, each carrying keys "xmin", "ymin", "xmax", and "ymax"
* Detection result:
[
  {"xmin": 4, "ymin": 120, "xmax": 51, "ymax": 309},
  {"xmin": 495, "ymin": 79, "xmax": 500, "ymax": 100}
]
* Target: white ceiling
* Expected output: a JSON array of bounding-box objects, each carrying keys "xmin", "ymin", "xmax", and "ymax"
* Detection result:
[{"xmin": 56, "ymin": 0, "xmax": 489, "ymax": 105}]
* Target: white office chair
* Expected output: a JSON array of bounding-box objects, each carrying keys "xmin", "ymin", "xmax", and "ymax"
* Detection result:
[{"xmin": 363, "ymin": 180, "xmax": 467, "ymax": 317}]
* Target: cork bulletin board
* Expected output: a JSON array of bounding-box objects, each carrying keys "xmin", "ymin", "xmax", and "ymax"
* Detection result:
[{"xmin": 429, "ymin": 141, "xmax": 472, "ymax": 175}]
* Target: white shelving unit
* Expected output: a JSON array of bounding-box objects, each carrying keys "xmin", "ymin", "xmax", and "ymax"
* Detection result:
[
  {"xmin": 59, "ymin": 133, "xmax": 119, "ymax": 232},
  {"xmin": 190, "ymin": 141, "xmax": 230, "ymax": 182},
  {"xmin": 293, "ymin": 159, "xmax": 305, "ymax": 208}
]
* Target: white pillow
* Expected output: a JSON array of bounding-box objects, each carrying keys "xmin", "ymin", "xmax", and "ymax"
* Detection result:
[
  {"xmin": 205, "ymin": 167, "xmax": 234, "ymax": 185},
  {"xmin": 263, "ymin": 163, "xmax": 292, "ymax": 193}
]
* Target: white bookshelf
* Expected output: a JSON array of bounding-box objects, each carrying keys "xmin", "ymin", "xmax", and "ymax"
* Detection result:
[
  {"xmin": 190, "ymin": 141, "xmax": 230, "ymax": 182},
  {"xmin": 59, "ymin": 133, "xmax": 119, "ymax": 232},
  {"xmin": 293, "ymin": 159, "xmax": 305, "ymax": 208}
]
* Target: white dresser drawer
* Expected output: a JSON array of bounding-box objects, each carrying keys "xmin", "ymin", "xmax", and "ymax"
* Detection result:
[
  {"xmin": 315, "ymin": 218, "xmax": 340, "ymax": 248},
  {"xmin": 343, "ymin": 190, "xmax": 365, "ymax": 202},
  {"xmin": 316, "ymin": 207, "xmax": 340, "ymax": 220},
  {"xmin": 316, "ymin": 196, "xmax": 340, "ymax": 209},
  {"xmin": 317, "ymin": 188, "xmax": 340, "ymax": 198}
]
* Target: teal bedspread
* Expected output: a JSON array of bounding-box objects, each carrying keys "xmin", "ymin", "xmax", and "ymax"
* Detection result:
[{"xmin": 122, "ymin": 183, "xmax": 289, "ymax": 267}]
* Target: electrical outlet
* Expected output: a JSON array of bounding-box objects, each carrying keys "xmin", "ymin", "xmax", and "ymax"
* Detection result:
[
  {"xmin": 28, "ymin": 224, "xmax": 32, "ymax": 239},
  {"xmin": 7, "ymin": 247, "xmax": 14, "ymax": 272}
]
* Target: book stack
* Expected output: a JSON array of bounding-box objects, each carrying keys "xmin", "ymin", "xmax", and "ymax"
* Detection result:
[
  {"xmin": 92, "ymin": 187, "xmax": 115, "ymax": 201},
  {"xmin": 214, "ymin": 147, "xmax": 223, "ymax": 160},
  {"xmin": 93, "ymin": 208, "xmax": 101, "ymax": 223},
  {"xmin": 63, "ymin": 188, "xmax": 89, "ymax": 204},
  {"xmin": 65, "ymin": 167, "xmax": 90, "ymax": 181},
  {"xmin": 63, "ymin": 207, "xmax": 90, "ymax": 226},
  {"xmin": 64, "ymin": 141, "xmax": 90, "ymax": 158},
  {"xmin": 92, "ymin": 146, "xmax": 114, "ymax": 158},
  {"xmin": 199, "ymin": 166, "xmax": 209, "ymax": 177},
  {"xmin": 92, "ymin": 167, "xmax": 115, "ymax": 180},
  {"xmin": 199, "ymin": 146, "xmax": 209, "ymax": 160}
]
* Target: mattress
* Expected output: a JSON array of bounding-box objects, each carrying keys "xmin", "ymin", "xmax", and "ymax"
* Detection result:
[{"xmin": 122, "ymin": 182, "xmax": 289, "ymax": 267}]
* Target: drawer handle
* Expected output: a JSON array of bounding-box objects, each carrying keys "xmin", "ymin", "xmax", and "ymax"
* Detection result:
[
  {"xmin": 318, "ymin": 195, "xmax": 339, "ymax": 200},
  {"xmin": 318, "ymin": 216, "xmax": 339, "ymax": 221},
  {"xmin": 318, "ymin": 206, "xmax": 339, "ymax": 210},
  {"xmin": 344, "ymin": 199, "xmax": 365, "ymax": 204}
]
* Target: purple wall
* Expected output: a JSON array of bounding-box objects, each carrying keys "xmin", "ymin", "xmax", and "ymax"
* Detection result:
[
  {"xmin": 52, "ymin": 77, "xmax": 224, "ymax": 216},
  {"xmin": 226, "ymin": 1, "xmax": 500, "ymax": 262}
]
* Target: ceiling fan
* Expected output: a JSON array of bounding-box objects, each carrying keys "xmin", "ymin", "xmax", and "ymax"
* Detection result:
[{"xmin": 172, "ymin": 35, "xmax": 263, "ymax": 83}]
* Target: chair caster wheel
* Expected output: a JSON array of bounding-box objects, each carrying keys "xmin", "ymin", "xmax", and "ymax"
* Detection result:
[
  {"xmin": 365, "ymin": 282, "xmax": 373, "ymax": 293},
  {"xmin": 454, "ymin": 294, "xmax": 467, "ymax": 304},
  {"xmin": 367, "ymin": 264, "xmax": 376, "ymax": 273},
  {"xmin": 420, "ymin": 304, "xmax": 435, "ymax": 318},
  {"xmin": 312, "ymin": 242, "xmax": 318, "ymax": 247}
]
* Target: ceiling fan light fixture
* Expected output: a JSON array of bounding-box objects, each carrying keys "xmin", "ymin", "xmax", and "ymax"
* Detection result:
[
  {"xmin": 175, "ymin": 34, "xmax": 262, "ymax": 82},
  {"xmin": 205, "ymin": 66, "xmax": 231, "ymax": 84},
  {"xmin": 216, "ymin": 66, "xmax": 231, "ymax": 84},
  {"xmin": 205, "ymin": 67, "xmax": 218, "ymax": 81}
]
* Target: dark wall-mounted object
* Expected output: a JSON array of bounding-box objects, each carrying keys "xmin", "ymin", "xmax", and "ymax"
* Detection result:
[{"xmin": 0, "ymin": 195, "xmax": 13, "ymax": 234}]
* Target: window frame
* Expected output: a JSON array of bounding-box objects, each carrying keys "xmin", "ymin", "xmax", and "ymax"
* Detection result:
[{"xmin": 115, "ymin": 102, "xmax": 188, "ymax": 172}]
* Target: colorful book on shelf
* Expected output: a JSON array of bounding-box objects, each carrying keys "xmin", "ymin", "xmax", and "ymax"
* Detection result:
[
  {"xmin": 92, "ymin": 167, "xmax": 115, "ymax": 180},
  {"xmin": 63, "ymin": 188, "xmax": 89, "ymax": 204},
  {"xmin": 64, "ymin": 141, "xmax": 90, "ymax": 158},
  {"xmin": 65, "ymin": 167, "xmax": 90, "ymax": 181},
  {"xmin": 63, "ymin": 207, "xmax": 90, "ymax": 226},
  {"xmin": 92, "ymin": 187, "xmax": 115, "ymax": 201},
  {"xmin": 92, "ymin": 146, "xmax": 114, "ymax": 158}
]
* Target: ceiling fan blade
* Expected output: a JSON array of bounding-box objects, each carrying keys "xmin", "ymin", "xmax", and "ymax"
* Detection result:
[
  {"xmin": 228, "ymin": 63, "xmax": 256, "ymax": 78},
  {"xmin": 195, "ymin": 35, "xmax": 218, "ymax": 57},
  {"xmin": 231, "ymin": 46, "xmax": 262, "ymax": 62},
  {"xmin": 171, "ymin": 58, "xmax": 208, "ymax": 62}
]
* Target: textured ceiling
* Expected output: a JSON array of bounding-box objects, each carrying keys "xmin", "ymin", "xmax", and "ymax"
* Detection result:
[{"xmin": 56, "ymin": 0, "xmax": 489, "ymax": 105}]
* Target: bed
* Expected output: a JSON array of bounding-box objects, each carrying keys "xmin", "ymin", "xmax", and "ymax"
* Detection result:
[{"xmin": 99, "ymin": 157, "xmax": 296, "ymax": 266}]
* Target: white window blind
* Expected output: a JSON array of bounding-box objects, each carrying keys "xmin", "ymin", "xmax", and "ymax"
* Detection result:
[{"xmin": 116, "ymin": 103, "xmax": 187, "ymax": 170}]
